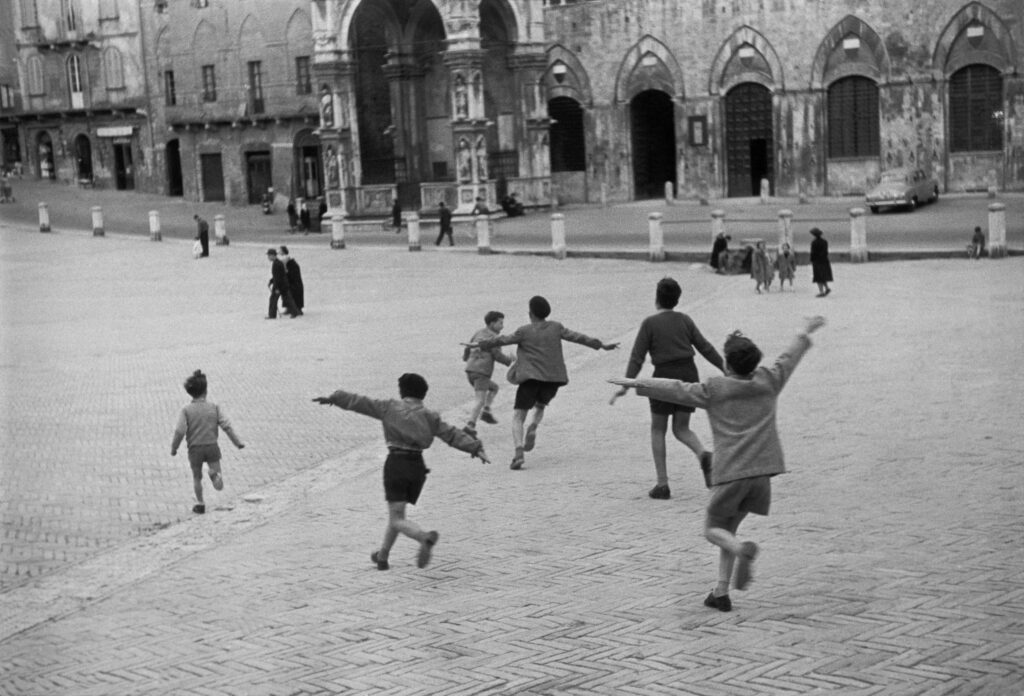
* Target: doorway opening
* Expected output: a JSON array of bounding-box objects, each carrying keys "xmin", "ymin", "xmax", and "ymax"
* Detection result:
[
  {"xmin": 630, "ymin": 90, "xmax": 676, "ymax": 199},
  {"xmin": 725, "ymin": 83, "xmax": 773, "ymax": 197}
]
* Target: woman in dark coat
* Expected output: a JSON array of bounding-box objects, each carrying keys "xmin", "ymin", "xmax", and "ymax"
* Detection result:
[
  {"xmin": 709, "ymin": 232, "xmax": 730, "ymax": 273},
  {"xmin": 809, "ymin": 227, "xmax": 833, "ymax": 297}
]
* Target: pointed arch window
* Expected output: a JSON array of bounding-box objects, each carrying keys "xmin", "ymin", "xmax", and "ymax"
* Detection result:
[
  {"xmin": 949, "ymin": 65, "xmax": 1003, "ymax": 152},
  {"xmin": 27, "ymin": 56, "xmax": 44, "ymax": 95},
  {"xmin": 62, "ymin": 0, "xmax": 79, "ymax": 33},
  {"xmin": 67, "ymin": 54, "xmax": 85, "ymax": 108},
  {"xmin": 548, "ymin": 97, "xmax": 586, "ymax": 172},
  {"xmin": 104, "ymin": 48, "xmax": 125, "ymax": 90},
  {"xmin": 827, "ymin": 76, "xmax": 879, "ymax": 158}
]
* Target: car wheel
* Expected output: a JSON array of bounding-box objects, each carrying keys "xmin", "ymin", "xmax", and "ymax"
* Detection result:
[
  {"xmin": 931, "ymin": 187, "xmax": 939, "ymax": 203},
  {"xmin": 869, "ymin": 206, "xmax": 879, "ymax": 214},
  {"xmin": 908, "ymin": 197, "xmax": 917, "ymax": 211}
]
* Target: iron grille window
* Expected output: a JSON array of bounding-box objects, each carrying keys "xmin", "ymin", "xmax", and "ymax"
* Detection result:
[
  {"xmin": 201, "ymin": 65, "xmax": 216, "ymax": 102},
  {"xmin": 489, "ymin": 151, "xmax": 519, "ymax": 181},
  {"xmin": 248, "ymin": 61, "xmax": 264, "ymax": 114},
  {"xmin": 949, "ymin": 64, "xmax": 1003, "ymax": 152},
  {"xmin": 164, "ymin": 70, "xmax": 176, "ymax": 105},
  {"xmin": 827, "ymin": 76, "xmax": 879, "ymax": 158},
  {"xmin": 548, "ymin": 97, "xmax": 586, "ymax": 172},
  {"xmin": 0, "ymin": 85, "xmax": 13, "ymax": 109},
  {"xmin": 295, "ymin": 56, "xmax": 311, "ymax": 95}
]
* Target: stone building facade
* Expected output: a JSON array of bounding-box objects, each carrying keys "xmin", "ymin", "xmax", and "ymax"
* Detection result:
[{"xmin": 542, "ymin": 0, "xmax": 1024, "ymax": 202}]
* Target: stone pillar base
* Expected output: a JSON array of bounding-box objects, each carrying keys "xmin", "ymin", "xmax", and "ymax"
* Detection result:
[
  {"xmin": 989, "ymin": 245, "xmax": 1006, "ymax": 259},
  {"xmin": 330, "ymin": 239, "xmax": 346, "ymax": 249},
  {"xmin": 850, "ymin": 248, "xmax": 869, "ymax": 263}
]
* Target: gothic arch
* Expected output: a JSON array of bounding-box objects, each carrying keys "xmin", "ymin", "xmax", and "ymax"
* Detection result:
[
  {"xmin": 238, "ymin": 15, "xmax": 266, "ymax": 59},
  {"xmin": 154, "ymin": 26, "xmax": 171, "ymax": 65},
  {"xmin": 286, "ymin": 9, "xmax": 313, "ymax": 55},
  {"xmin": 543, "ymin": 44, "xmax": 592, "ymax": 106},
  {"xmin": 708, "ymin": 26, "xmax": 784, "ymax": 95},
  {"xmin": 810, "ymin": 15, "xmax": 890, "ymax": 88},
  {"xmin": 614, "ymin": 35, "xmax": 685, "ymax": 104},
  {"xmin": 339, "ymin": 0, "xmax": 443, "ymax": 52},
  {"xmin": 933, "ymin": 1, "xmax": 1018, "ymax": 76}
]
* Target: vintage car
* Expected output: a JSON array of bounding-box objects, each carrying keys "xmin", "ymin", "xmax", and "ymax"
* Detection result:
[{"xmin": 865, "ymin": 168, "xmax": 939, "ymax": 213}]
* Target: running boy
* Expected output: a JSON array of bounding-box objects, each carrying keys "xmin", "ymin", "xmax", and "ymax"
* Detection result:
[
  {"xmin": 462, "ymin": 310, "xmax": 513, "ymax": 437},
  {"xmin": 609, "ymin": 316, "xmax": 826, "ymax": 611},
  {"xmin": 313, "ymin": 373, "xmax": 489, "ymax": 570},
  {"xmin": 611, "ymin": 277, "xmax": 724, "ymax": 499},
  {"xmin": 171, "ymin": 370, "xmax": 245, "ymax": 514},
  {"xmin": 467, "ymin": 295, "xmax": 619, "ymax": 470}
]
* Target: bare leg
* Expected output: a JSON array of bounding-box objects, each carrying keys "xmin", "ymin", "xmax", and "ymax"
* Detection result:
[
  {"xmin": 512, "ymin": 409, "xmax": 527, "ymax": 449},
  {"xmin": 379, "ymin": 501, "xmax": 428, "ymax": 561},
  {"xmin": 649, "ymin": 412, "xmax": 670, "ymax": 486},
  {"xmin": 705, "ymin": 512, "xmax": 749, "ymax": 594},
  {"xmin": 671, "ymin": 411, "xmax": 705, "ymax": 459},
  {"xmin": 193, "ymin": 472, "xmax": 204, "ymax": 504},
  {"xmin": 467, "ymin": 389, "xmax": 487, "ymax": 426}
]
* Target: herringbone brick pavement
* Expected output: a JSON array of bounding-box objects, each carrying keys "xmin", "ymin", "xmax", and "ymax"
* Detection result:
[{"xmin": 1, "ymin": 224, "xmax": 1022, "ymax": 695}]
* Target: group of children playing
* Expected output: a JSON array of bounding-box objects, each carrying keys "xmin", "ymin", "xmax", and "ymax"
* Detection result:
[
  {"xmin": 750, "ymin": 241, "xmax": 798, "ymax": 294},
  {"xmin": 172, "ymin": 283, "xmax": 826, "ymax": 612}
]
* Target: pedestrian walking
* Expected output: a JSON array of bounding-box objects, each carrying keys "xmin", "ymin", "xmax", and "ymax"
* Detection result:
[
  {"xmin": 299, "ymin": 201, "xmax": 311, "ymax": 234},
  {"xmin": 193, "ymin": 214, "xmax": 210, "ymax": 257},
  {"xmin": 279, "ymin": 245, "xmax": 304, "ymax": 312},
  {"xmin": 775, "ymin": 243, "xmax": 797, "ymax": 290},
  {"xmin": 969, "ymin": 226, "xmax": 986, "ymax": 259},
  {"xmin": 286, "ymin": 199, "xmax": 298, "ymax": 233},
  {"xmin": 436, "ymin": 201, "xmax": 454, "ymax": 246},
  {"xmin": 0, "ymin": 173, "xmax": 14, "ymax": 203},
  {"xmin": 610, "ymin": 315, "xmax": 827, "ymax": 612},
  {"xmin": 392, "ymin": 198, "xmax": 402, "ymax": 232},
  {"xmin": 710, "ymin": 232, "xmax": 730, "ymax": 273},
  {"xmin": 171, "ymin": 369, "xmax": 245, "ymax": 514},
  {"xmin": 317, "ymin": 199, "xmax": 327, "ymax": 232},
  {"xmin": 265, "ymin": 248, "xmax": 301, "ymax": 319},
  {"xmin": 467, "ymin": 295, "xmax": 619, "ymax": 471},
  {"xmin": 462, "ymin": 310, "xmax": 512, "ymax": 437},
  {"xmin": 809, "ymin": 228, "xmax": 833, "ymax": 297},
  {"xmin": 313, "ymin": 373, "xmax": 489, "ymax": 570},
  {"xmin": 751, "ymin": 240, "xmax": 774, "ymax": 294},
  {"xmin": 611, "ymin": 278, "xmax": 724, "ymax": 499}
]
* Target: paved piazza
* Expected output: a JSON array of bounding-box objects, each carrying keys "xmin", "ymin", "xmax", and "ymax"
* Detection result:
[{"xmin": 0, "ymin": 223, "xmax": 1022, "ymax": 694}]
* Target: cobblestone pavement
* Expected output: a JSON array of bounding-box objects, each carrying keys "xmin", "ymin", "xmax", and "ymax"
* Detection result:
[{"xmin": 1, "ymin": 221, "xmax": 1022, "ymax": 694}]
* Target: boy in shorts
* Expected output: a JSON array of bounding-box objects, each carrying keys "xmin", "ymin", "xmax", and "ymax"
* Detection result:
[
  {"xmin": 462, "ymin": 311, "xmax": 512, "ymax": 437},
  {"xmin": 611, "ymin": 277, "xmax": 724, "ymax": 499},
  {"xmin": 313, "ymin": 373, "xmax": 489, "ymax": 570},
  {"xmin": 610, "ymin": 316, "xmax": 825, "ymax": 611},
  {"xmin": 469, "ymin": 296, "xmax": 619, "ymax": 470},
  {"xmin": 171, "ymin": 370, "xmax": 245, "ymax": 514}
]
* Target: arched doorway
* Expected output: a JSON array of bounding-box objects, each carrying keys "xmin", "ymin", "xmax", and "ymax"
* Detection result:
[
  {"xmin": 74, "ymin": 134, "xmax": 93, "ymax": 183},
  {"xmin": 37, "ymin": 132, "xmax": 55, "ymax": 179},
  {"xmin": 166, "ymin": 138, "xmax": 183, "ymax": 196},
  {"xmin": 630, "ymin": 90, "xmax": 676, "ymax": 199},
  {"xmin": 293, "ymin": 130, "xmax": 322, "ymax": 200},
  {"xmin": 725, "ymin": 83, "xmax": 773, "ymax": 197},
  {"xmin": 351, "ymin": 4, "xmax": 394, "ymax": 186}
]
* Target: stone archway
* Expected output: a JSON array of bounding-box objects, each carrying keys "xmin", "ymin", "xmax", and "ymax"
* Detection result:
[
  {"xmin": 725, "ymin": 83, "xmax": 773, "ymax": 197},
  {"xmin": 73, "ymin": 134, "xmax": 93, "ymax": 182},
  {"xmin": 630, "ymin": 90, "xmax": 676, "ymax": 199}
]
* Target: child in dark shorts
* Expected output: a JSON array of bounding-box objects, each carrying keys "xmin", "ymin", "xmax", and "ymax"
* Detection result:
[
  {"xmin": 467, "ymin": 296, "xmax": 619, "ymax": 470},
  {"xmin": 610, "ymin": 316, "xmax": 825, "ymax": 611},
  {"xmin": 171, "ymin": 370, "xmax": 245, "ymax": 514},
  {"xmin": 313, "ymin": 373, "xmax": 489, "ymax": 570},
  {"xmin": 611, "ymin": 277, "xmax": 724, "ymax": 499}
]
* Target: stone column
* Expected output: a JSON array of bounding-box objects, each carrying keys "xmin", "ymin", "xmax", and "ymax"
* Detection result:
[
  {"xmin": 331, "ymin": 213, "xmax": 345, "ymax": 249},
  {"xmin": 91, "ymin": 206, "xmax": 104, "ymax": 236},
  {"xmin": 849, "ymin": 207, "xmax": 868, "ymax": 262},
  {"xmin": 509, "ymin": 51, "xmax": 551, "ymax": 207},
  {"xmin": 38, "ymin": 202, "xmax": 50, "ymax": 232},
  {"xmin": 551, "ymin": 213, "xmax": 566, "ymax": 260},
  {"xmin": 988, "ymin": 202, "xmax": 1006, "ymax": 258},
  {"xmin": 148, "ymin": 210, "xmax": 161, "ymax": 241},
  {"xmin": 475, "ymin": 214, "xmax": 492, "ymax": 255},
  {"xmin": 312, "ymin": 59, "xmax": 357, "ymax": 219},
  {"xmin": 664, "ymin": 182, "xmax": 674, "ymax": 206},
  {"xmin": 777, "ymin": 209, "xmax": 793, "ymax": 250},
  {"xmin": 648, "ymin": 212, "xmax": 665, "ymax": 262},
  {"xmin": 383, "ymin": 55, "xmax": 425, "ymax": 187},
  {"xmin": 214, "ymin": 214, "xmax": 227, "ymax": 245},
  {"xmin": 406, "ymin": 212, "xmax": 421, "ymax": 252},
  {"xmin": 445, "ymin": 49, "xmax": 492, "ymax": 214}
]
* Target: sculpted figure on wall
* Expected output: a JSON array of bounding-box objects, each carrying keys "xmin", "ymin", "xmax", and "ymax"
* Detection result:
[{"xmin": 458, "ymin": 137, "xmax": 472, "ymax": 182}]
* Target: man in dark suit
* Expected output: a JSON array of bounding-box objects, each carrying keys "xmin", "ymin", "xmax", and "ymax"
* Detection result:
[
  {"xmin": 435, "ymin": 201, "xmax": 453, "ymax": 246},
  {"xmin": 279, "ymin": 245, "xmax": 304, "ymax": 312},
  {"xmin": 194, "ymin": 215, "xmax": 210, "ymax": 257},
  {"xmin": 266, "ymin": 248, "xmax": 301, "ymax": 319}
]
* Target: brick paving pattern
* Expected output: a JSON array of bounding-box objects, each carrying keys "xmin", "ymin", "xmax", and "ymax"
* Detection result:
[{"xmin": 1, "ymin": 209, "xmax": 1022, "ymax": 694}]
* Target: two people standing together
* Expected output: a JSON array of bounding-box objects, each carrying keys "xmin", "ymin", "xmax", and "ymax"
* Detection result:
[{"xmin": 265, "ymin": 246, "xmax": 304, "ymax": 319}]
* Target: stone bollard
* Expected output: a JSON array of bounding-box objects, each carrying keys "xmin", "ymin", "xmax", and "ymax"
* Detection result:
[
  {"xmin": 760, "ymin": 178, "xmax": 770, "ymax": 204},
  {"xmin": 551, "ymin": 213, "xmax": 566, "ymax": 260},
  {"xmin": 91, "ymin": 206, "xmax": 104, "ymax": 237},
  {"xmin": 664, "ymin": 181, "xmax": 674, "ymax": 206},
  {"xmin": 406, "ymin": 212, "xmax": 421, "ymax": 252},
  {"xmin": 987, "ymin": 186, "xmax": 998, "ymax": 199},
  {"xmin": 214, "ymin": 214, "xmax": 228, "ymax": 245},
  {"xmin": 988, "ymin": 202, "xmax": 1006, "ymax": 258},
  {"xmin": 710, "ymin": 209, "xmax": 725, "ymax": 245},
  {"xmin": 849, "ymin": 207, "xmax": 868, "ymax": 263},
  {"xmin": 148, "ymin": 210, "xmax": 161, "ymax": 241},
  {"xmin": 38, "ymin": 202, "xmax": 51, "ymax": 232},
  {"xmin": 601, "ymin": 182, "xmax": 608, "ymax": 208},
  {"xmin": 648, "ymin": 212, "xmax": 665, "ymax": 262},
  {"xmin": 777, "ymin": 209, "xmax": 793, "ymax": 250},
  {"xmin": 475, "ymin": 214, "xmax": 492, "ymax": 255},
  {"xmin": 331, "ymin": 213, "xmax": 345, "ymax": 249}
]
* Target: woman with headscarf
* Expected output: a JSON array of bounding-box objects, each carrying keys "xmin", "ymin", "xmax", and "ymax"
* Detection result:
[{"xmin": 809, "ymin": 228, "xmax": 833, "ymax": 297}]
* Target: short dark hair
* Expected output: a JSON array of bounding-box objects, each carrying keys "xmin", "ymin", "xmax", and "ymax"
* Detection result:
[
  {"xmin": 266, "ymin": 248, "xmax": 277, "ymax": 256},
  {"xmin": 529, "ymin": 295, "xmax": 551, "ymax": 319},
  {"xmin": 724, "ymin": 332, "xmax": 762, "ymax": 376},
  {"xmin": 655, "ymin": 277, "xmax": 681, "ymax": 309},
  {"xmin": 484, "ymin": 310, "xmax": 504, "ymax": 326},
  {"xmin": 184, "ymin": 369, "xmax": 207, "ymax": 398},
  {"xmin": 279, "ymin": 245, "xmax": 289, "ymax": 255},
  {"xmin": 398, "ymin": 373, "xmax": 428, "ymax": 399}
]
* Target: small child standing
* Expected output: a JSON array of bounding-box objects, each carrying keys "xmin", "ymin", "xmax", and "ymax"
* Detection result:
[
  {"xmin": 610, "ymin": 316, "xmax": 826, "ymax": 612},
  {"xmin": 313, "ymin": 373, "xmax": 489, "ymax": 570},
  {"xmin": 775, "ymin": 243, "xmax": 797, "ymax": 290},
  {"xmin": 171, "ymin": 370, "xmax": 245, "ymax": 514},
  {"xmin": 750, "ymin": 240, "xmax": 774, "ymax": 294},
  {"xmin": 462, "ymin": 311, "xmax": 513, "ymax": 437}
]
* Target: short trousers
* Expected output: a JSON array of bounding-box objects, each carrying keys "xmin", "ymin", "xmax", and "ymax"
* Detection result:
[
  {"xmin": 188, "ymin": 444, "xmax": 222, "ymax": 477},
  {"xmin": 466, "ymin": 371, "xmax": 498, "ymax": 393},
  {"xmin": 649, "ymin": 359, "xmax": 699, "ymax": 414},
  {"xmin": 706, "ymin": 475, "xmax": 772, "ymax": 529},
  {"xmin": 514, "ymin": 379, "xmax": 560, "ymax": 411},
  {"xmin": 383, "ymin": 450, "xmax": 428, "ymax": 504}
]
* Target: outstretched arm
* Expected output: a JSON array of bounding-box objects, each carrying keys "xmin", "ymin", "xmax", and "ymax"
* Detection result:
[{"xmin": 312, "ymin": 390, "xmax": 387, "ymax": 420}]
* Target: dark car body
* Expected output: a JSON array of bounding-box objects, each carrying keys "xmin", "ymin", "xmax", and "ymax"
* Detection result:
[{"xmin": 865, "ymin": 169, "xmax": 939, "ymax": 213}]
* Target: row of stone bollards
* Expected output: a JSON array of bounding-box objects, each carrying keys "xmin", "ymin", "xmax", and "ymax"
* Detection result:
[{"xmin": 38, "ymin": 203, "xmax": 233, "ymax": 245}]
